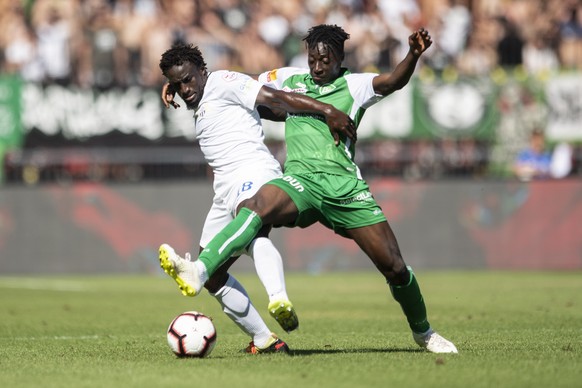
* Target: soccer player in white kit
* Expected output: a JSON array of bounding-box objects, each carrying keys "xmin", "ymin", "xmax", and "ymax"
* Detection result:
[{"xmin": 158, "ymin": 43, "xmax": 355, "ymax": 353}]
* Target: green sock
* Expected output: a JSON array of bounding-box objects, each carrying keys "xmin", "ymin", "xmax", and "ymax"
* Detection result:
[
  {"xmin": 390, "ymin": 267, "xmax": 431, "ymax": 334},
  {"xmin": 199, "ymin": 207, "xmax": 263, "ymax": 277}
]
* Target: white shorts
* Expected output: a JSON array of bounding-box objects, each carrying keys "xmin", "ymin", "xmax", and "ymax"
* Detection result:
[{"xmin": 199, "ymin": 164, "xmax": 282, "ymax": 248}]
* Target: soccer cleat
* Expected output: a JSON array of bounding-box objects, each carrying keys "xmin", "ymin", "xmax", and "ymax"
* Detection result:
[
  {"xmin": 413, "ymin": 329, "xmax": 458, "ymax": 354},
  {"xmin": 159, "ymin": 243, "xmax": 202, "ymax": 297},
  {"xmin": 245, "ymin": 335, "xmax": 290, "ymax": 355},
  {"xmin": 268, "ymin": 299, "xmax": 299, "ymax": 332}
]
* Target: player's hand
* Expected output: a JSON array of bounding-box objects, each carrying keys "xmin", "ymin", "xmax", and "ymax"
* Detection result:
[
  {"xmin": 409, "ymin": 28, "xmax": 432, "ymax": 57},
  {"xmin": 325, "ymin": 108, "xmax": 357, "ymax": 146},
  {"xmin": 161, "ymin": 82, "xmax": 180, "ymax": 109}
]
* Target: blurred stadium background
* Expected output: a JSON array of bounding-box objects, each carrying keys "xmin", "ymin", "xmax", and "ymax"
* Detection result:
[{"xmin": 1, "ymin": 0, "xmax": 581, "ymax": 274}]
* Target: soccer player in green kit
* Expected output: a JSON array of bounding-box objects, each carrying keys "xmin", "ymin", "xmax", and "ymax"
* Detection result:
[{"xmin": 160, "ymin": 25, "xmax": 458, "ymax": 353}]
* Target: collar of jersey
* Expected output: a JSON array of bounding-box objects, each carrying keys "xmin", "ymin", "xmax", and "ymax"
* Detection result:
[{"xmin": 307, "ymin": 67, "xmax": 350, "ymax": 89}]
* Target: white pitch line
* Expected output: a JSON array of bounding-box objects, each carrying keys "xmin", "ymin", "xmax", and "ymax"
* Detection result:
[
  {"xmin": 4, "ymin": 334, "xmax": 160, "ymax": 341},
  {"xmin": 0, "ymin": 278, "xmax": 88, "ymax": 292},
  {"xmin": 0, "ymin": 335, "xmax": 101, "ymax": 341}
]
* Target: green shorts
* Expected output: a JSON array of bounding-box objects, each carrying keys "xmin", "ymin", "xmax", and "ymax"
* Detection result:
[{"xmin": 267, "ymin": 172, "xmax": 386, "ymax": 237}]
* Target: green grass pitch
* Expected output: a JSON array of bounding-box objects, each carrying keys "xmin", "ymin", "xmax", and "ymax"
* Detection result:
[{"xmin": 0, "ymin": 270, "xmax": 580, "ymax": 388}]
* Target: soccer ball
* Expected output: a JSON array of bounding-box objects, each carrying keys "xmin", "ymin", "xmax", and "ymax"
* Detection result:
[{"xmin": 166, "ymin": 311, "xmax": 217, "ymax": 358}]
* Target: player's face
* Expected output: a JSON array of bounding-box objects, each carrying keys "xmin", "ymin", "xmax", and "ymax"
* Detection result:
[
  {"xmin": 307, "ymin": 42, "xmax": 342, "ymax": 85},
  {"xmin": 166, "ymin": 61, "xmax": 207, "ymax": 110}
]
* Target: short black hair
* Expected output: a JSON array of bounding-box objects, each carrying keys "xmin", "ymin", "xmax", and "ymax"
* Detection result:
[
  {"xmin": 303, "ymin": 24, "xmax": 350, "ymax": 60},
  {"xmin": 159, "ymin": 43, "xmax": 207, "ymax": 77}
]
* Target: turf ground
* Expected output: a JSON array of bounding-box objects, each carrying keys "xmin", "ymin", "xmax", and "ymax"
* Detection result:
[{"xmin": 0, "ymin": 271, "xmax": 580, "ymax": 388}]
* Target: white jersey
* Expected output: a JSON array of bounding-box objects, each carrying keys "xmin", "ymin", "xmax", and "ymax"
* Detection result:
[
  {"xmin": 195, "ymin": 71, "xmax": 280, "ymax": 177},
  {"xmin": 193, "ymin": 70, "xmax": 282, "ymax": 247}
]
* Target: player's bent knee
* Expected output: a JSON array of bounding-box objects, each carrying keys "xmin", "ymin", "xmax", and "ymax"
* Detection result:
[{"xmin": 384, "ymin": 264, "xmax": 410, "ymax": 286}]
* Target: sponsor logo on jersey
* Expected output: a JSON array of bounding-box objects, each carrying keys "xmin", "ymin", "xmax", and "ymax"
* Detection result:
[
  {"xmin": 266, "ymin": 70, "xmax": 277, "ymax": 82},
  {"xmin": 282, "ymin": 175, "xmax": 304, "ymax": 192},
  {"xmin": 282, "ymin": 86, "xmax": 307, "ymax": 94},
  {"xmin": 319, "ymin": 84, "xmax": 337, "ymax": 95},
  {"xmin": 339, "ymin": 191, "xmax": 372, "ymax": 205},
  {"xmin": 222, "ymin": 72, "xmax": 238, "ymax": 82},
  {"xmin": 288, "ymin": 112, "xmax": 325, "ymax": 122}
]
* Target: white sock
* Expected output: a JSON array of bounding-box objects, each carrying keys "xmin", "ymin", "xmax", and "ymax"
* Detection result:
[
  {"xmin": 248, "ymin": 237, "xmax": 289, "ymax": 303},
  {"xmin": 210, "ymin": 274, "xmax": 273, "ymax": 348},
  {"xmin": 194, "ymin": 259, "xmax": 209, "ymax": 286}
]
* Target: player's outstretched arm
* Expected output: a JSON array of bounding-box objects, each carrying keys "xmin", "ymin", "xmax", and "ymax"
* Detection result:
[
  {"xmin": 372, "ymin": 28, "xmax": 432, "ymax": 97},
  {"xmin": 256, "ymin": 85, "xmax": 357, "ymax": 145}
]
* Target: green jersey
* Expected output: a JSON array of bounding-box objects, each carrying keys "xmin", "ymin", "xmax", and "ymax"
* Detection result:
[{"xmin": 258, "ymin": 67, "xmax": 382, "ymax": 178}]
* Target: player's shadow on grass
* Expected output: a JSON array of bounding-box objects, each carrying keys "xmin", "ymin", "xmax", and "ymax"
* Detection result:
[{"xmin": 290, "ymin": 347, "xmax": 423, "ymax": 356}]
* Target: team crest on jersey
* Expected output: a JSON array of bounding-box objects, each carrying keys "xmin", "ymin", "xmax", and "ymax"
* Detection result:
[
  {"xmin": 319, "ymin": 84, "xmax": 337, "ymax": 95},
  {"xmin": 266, "ymin": 70, "xmax": 277, "ymax": 82},
  {"xmin": 222, "ymin": 72, "xmax": 238, "ymax": 82}
]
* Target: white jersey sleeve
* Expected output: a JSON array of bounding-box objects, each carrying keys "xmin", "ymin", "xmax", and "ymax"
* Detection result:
[
  {"xmin": 199, "ymin": 70, "xmax": 262, "ymax": 116},
  {"xmin": 344, "ymin": 72, "xmax": 383, "ymax": 109}
]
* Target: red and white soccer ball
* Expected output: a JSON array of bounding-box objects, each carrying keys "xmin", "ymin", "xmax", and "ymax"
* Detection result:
[{"xmin": 166, "ymin": 311, "xmax": 217, "ymax": 358}]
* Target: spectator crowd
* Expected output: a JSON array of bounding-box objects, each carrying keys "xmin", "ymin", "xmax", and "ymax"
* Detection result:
[
  {"xmin": 1, "ymin": 0, "xmax": 581, "ymax": 88},
  {"xmin": 1, "ymin": 0, "xmax": 581, "ymax": 184}
]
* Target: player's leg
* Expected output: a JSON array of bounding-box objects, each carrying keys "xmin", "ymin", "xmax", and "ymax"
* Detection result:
[
  {"xmin": 346, "ymin": 222, "xmax": 428, "ymax": 330},
  {"xmin": 198, "ymin": 184, "xmax": 299, "ymax": 279},
  {"xmin": 232, "ymin": 171, "xmax": 299, "ymax": 332},
  {"xmin": 160, "ymin": 183, "xmax": 298, "ymax": 297},
  {"xmin": 247, "ymin": 225, "xmax": 298, "ymax": 332},
  {"xmin": 345, "ymin": 222, "xmax": 458, "ymax": 353},
  {"xmin": 243, "ymin": 174, "xmax": 325, "ymax": 332},
  {"xmin": 206, "ymin": 258, "xmax": 289, "ymax": 353}
]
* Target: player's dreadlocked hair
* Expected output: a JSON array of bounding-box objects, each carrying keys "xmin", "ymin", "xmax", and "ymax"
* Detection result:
[
  {"xmin": 303, "ymin": 24, "xmax": 350, "ymax": 60},
  {"xmin": 159, "ymin": 43, "xmax": 208, "ymax": 77}
]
